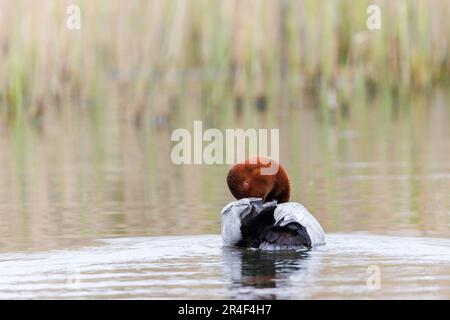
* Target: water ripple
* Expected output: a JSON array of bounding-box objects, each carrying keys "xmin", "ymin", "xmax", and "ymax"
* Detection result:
[{"xmin": 0, "ymin": 234, "xmax": 449, "ymax": 299}]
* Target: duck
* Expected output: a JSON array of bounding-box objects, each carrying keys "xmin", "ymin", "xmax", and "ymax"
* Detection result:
[{"xmin": 221, "ymin": 157, "xmax": 325, "ymax": 250}]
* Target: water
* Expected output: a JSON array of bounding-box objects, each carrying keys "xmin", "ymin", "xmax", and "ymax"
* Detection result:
[
  {"xmin": 0, "ymin": 234, "xmax": 449, "ymax": 299},
  {"xmin": 0, "ymin": 88, "xmax": 449, "ymax": 299}
]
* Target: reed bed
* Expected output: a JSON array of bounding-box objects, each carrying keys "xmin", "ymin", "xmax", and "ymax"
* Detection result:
[{"xmin": 0, "ymin": 0, "xmax": 449, "ymax": 124}]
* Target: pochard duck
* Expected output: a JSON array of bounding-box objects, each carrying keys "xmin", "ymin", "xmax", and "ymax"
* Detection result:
[{"xmin": 221, "ymin": 157, "xmax": 325, "ymax": 250}]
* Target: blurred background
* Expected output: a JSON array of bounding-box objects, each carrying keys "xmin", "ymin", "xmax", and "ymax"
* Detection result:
[{"xmin": 0, "ymin": 0, "xmax": 449, "ymax": 252}]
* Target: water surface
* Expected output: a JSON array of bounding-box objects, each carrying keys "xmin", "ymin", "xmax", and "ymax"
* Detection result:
[
  {"xmin": 0, "ymin": 234, "xmax": 449, "ymax": 299},
  {"xmin": 0, "ymin": 88, "xmax": 449, "ymax": 299}
]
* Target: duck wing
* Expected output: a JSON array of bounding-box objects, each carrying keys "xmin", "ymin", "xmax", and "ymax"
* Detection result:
[
  {"xmin": 221, "ymin": 198, "xmax": 275, "ymax": 246},
  {"xmin": 221, "ymin": 199, "xmax": 325, "ymax": 250},
  {"xmin": 258, "ymin": 222, "xmax": 312, "ymax": 251},
  {"xmin": 237, "ymin": 200, "xmax": 277, "ymax": 248},
  {"xmin": 238, "ymin": 201, "xmax": 313, "ymax": 250},
  {"xmin": 273, "ymin": 202, "xmax": 326, "ymax": 247}
]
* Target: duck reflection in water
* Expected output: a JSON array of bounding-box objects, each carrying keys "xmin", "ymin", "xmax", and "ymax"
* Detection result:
[{"xmin": 222, "ymin": 247, "xmax": 315, "ymax": 299}]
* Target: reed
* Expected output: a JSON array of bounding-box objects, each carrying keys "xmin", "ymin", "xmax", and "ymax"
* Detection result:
[{"xmin": 0, "ymin": 0, "xmax": 448, "ymax": 123}]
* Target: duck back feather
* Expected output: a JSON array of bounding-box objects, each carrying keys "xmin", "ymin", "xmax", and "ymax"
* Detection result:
[{"xmin": 221, "ymin": 198, "xmax": 325, "ymax": 250}]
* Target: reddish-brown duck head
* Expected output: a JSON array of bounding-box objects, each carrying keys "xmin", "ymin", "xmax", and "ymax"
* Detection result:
[{"xmin": 226, "ymin": 157, "xmax": 291, "ymax": 203}]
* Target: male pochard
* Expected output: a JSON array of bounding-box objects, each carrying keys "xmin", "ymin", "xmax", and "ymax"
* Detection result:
[{"xmin": 221, "ymin": 157, "xmax": 325, "ymax": 250}]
